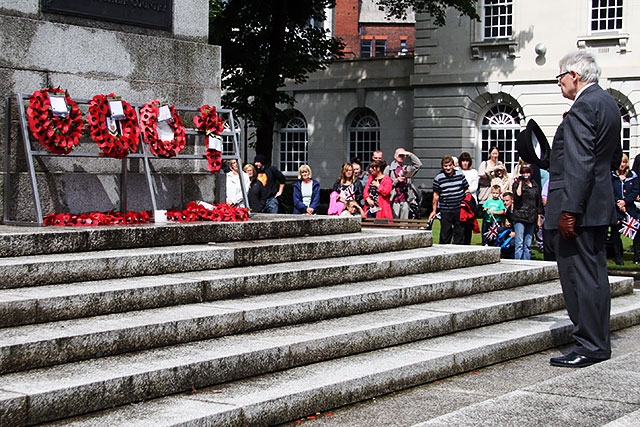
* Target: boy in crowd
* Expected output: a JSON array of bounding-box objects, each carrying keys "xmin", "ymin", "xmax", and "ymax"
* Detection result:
[{"xmin": 482, "ymin": 184, "xmax": 506, "ymax": 245}]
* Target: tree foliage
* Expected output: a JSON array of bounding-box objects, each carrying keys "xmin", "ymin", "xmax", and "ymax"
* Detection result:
[
  {"xmin": 209, "ymin": 0, "xmax": 344, "ymax": 161},
  {"xmin": 209, "ymin": 0, "xmax": 479, "ymax": 161},
  {"xmin": 378, "ymin": 0, "xmax": 479, "ymax": 26}
]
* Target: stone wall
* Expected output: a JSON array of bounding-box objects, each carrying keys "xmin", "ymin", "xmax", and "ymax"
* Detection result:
[{"xmin": 0, "ymin": 0, "xmax": 221, "ymax": 223}]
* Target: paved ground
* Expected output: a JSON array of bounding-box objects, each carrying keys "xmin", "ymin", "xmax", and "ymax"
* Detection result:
[{"xmin": 280, "ymin": 280, "xmax": 640, "ymax": 427}]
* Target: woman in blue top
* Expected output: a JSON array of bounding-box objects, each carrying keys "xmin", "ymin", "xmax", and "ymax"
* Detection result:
[{"xmin": 293, "ymin": 164, "xmax": 321, "ymax": 214}]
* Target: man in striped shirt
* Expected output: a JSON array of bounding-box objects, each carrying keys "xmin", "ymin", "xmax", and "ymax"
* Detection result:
[{"xmin": 428, "ymin": 155, "xmax": 469, "ymax": 244}]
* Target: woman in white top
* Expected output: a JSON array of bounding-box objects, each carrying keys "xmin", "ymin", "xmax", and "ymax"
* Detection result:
[
  {"xmin": 477, "ymin": 146, "xmax": 504, "ymax": 205},
  {"xmin": 458, "ymin": 152, "xmax": 479, "ymax": 201},
  {"xmin": 225, "ymin": 159, "xmax": 250, "ymax": 207}
]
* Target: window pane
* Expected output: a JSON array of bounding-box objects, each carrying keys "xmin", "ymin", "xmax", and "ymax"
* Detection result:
[
  {"xmin": 360, "ymin": 40, "xmax": 372, "ymax": 58},
  {"xmin": 348, "ymin": 108, "xmax": 380, "ymax": 166},
  {"xmin": 278, "ymin": 110, "xmax": 308, "ymax": 174},
  {"xmin": 483, "ymin": 0, "xmax": 513, "ymax": 40},
  {"xmin": 590, "ymin": 0, "xmax": 623, "ymax": 32}
]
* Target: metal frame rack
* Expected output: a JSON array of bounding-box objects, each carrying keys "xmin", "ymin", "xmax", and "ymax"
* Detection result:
[{"xmin": 3, "ymin": 93, "xmax": 247, "ymax": 226}]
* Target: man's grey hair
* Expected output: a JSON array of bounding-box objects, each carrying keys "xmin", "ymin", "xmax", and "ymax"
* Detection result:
[{"xmin": 559, "ymin": 51, "xmax": 601, "ymax": 83}]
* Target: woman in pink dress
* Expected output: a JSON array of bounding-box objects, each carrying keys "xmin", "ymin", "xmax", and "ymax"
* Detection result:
[{"xmin": 363, "ymin": 160, "xmax": 393, "ymax": 218}]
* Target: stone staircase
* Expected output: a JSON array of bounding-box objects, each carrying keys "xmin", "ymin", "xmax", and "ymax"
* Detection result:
[{"xmin": 0, "ymin": 214, "xmax": 639, "ymax": 426}]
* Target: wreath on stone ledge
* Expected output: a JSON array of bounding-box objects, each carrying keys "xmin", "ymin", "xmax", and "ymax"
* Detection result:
[
  {"xmin": 26, "ymin": 87, "xmax": 84, "ymax": 155},
  {"xmin": 86, "ymin": 93, "xmax": 140, "ymax": 159},
  {"xmin": 139, "ymin": 100, "xmax": 186, "ymax": 157},
  {"xmin": 193, "ymin": 104, "xmax": 226, "ymax": 173},
  {"xmin": 44, "ymin": 210, "xmax": 152, "ymax": 226},
  {"xmin": 166, "ymin": 201, "xmax": 249, "ymax": 222},
  {"xmin": 43, "ymin": 201, "xmax": 248, "ymax": 226}
]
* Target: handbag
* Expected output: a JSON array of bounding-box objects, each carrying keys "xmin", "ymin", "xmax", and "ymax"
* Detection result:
[{"xmin": 327, "ymin": 191, "xmax": 345, "ymax": 215}]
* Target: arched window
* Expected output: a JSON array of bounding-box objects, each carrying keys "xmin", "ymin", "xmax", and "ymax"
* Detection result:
[
  {"xmin": 348, "ymin": 108, "xmax": 380, "ymax": 166},
  {"xmin": 278, "ymin": 110, "xmax": 308, "ymax": 174},
  {"xmin": 480, "ymin": 104, "xmax": 522, "ymax": 173}
]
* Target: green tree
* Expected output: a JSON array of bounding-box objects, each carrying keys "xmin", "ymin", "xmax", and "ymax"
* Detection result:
[
  {"xmin": 377, "ymin": 0, "xmax": 479, "ymax": 26},
  {"xmin": 209, "ymin": 0, "xmax": 479, "ymax": 163},
  {"xmin": 209, "ymin": 0, "xmax": 344, "ymax": 162}
]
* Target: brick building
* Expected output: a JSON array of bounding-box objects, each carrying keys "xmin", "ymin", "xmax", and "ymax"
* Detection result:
[{"xmin": 333, "ymin": 0, "xmax": 415, "ymax": 58}]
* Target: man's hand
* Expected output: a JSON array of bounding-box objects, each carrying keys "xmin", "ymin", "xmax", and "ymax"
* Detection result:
[{"xmin": 558, "ymin": 212, "xmax": 578, "ymax": 240}]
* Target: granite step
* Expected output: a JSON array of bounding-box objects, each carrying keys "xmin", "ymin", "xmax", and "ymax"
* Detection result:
[
  {"xmin": 0, "ymin": 227, "xmax": 431, "ymax": 289},
  {"xmin": 0, "ymin": 243, "xmax": 494, "ymax": 328},
  {"xmin": 0, "ymin": 215, "xmax": 361, "ymax": 258},
  {"xmin": 30, "ymin": 289, "xmax": 640, "ymax": 427},
  {"xmin": 0, "ymin": 259, "xmax": 561, "ymax": 374}
]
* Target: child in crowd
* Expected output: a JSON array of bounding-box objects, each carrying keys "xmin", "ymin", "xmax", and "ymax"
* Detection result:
[
  {"xmin": 482, "ymin": 184, "xmax": 506, "ymax": 245},
  {"xmin": 491, "ymin": 164, "xmax": 512, "ymax": 194},
  {"xmin": 340, "ymin": 200, "xmax": 365, "ymax": 218}
]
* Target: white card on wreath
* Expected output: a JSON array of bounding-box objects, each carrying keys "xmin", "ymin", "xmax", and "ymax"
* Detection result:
[
  {"xmin": 48, "ymin": 94, "xmax": 69, "ymax": 117},
  {"xmin": 157, "ymin": 105, "xmax": 172, "ymax": 122},
  {"xmin": 208, "ymin": 135, "xmax": 223, "ymax": 151},
  {"xmin": 108, "ymin": 100, "xmax": 125, "ymax": 120},
  {"xmin": 157, "ymin": 121, "xmax": 174, "ymax": 142}
]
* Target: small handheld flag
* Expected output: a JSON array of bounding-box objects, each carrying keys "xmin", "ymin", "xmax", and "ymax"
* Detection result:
[{"xmin": 620, "ymin": 214, "xmax": 640, "ymax": 239}]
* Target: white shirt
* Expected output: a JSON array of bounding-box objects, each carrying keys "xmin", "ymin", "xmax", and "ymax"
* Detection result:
[
  {"xmin": 301, "ymin": 181, "xmax": 313, "ymax": 207},
  {"xmin": 226, "ymin": 170, "xmax": 250, "ymax": 207},
  {"xmin": 462, "ymin": 168, "xmax": 479, "ymax": 200}
]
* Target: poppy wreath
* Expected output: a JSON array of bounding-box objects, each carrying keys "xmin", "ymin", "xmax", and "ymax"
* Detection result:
[
  {"xmin": 86, "ymin": 94, "xmax": 140, "ymax": 159},
  {"xmin": 139, "ymin": 100, "xmax": 186, "ymax": 157},
  {"xmin": 26, "ymin": 87, "xmax": 84, "ymax": 155},
  {"xmin": 193, "ymin": 104, "xmax": 226, "ymax": 173},
  {"xmin": 166, "ymin": 201, "xmax": 249, "ymax": 222},
  {"xmin": 43, "ymin": 210, "xmax": 151, "ymax": 226}
]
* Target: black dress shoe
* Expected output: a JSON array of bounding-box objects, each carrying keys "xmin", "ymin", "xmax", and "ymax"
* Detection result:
[{"xmin": 549, "ymin": 352, "xmax": 607, "ymax": 368}]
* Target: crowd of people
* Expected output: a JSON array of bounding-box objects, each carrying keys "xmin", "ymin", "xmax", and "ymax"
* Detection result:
[
  {"xmin": 223, "ymin": 145, "xmax": 637, "ymax": 264},
  {"xmin": 223, "ymin": 140, "xmax": 636, "ymax": 267},
  {"xmin": 223, "ymin": 144, "xmax": 638, "ymax": 265},
  {"xmin": 224, "ymin": 147, "xmax": 424, "ymax": 220}
]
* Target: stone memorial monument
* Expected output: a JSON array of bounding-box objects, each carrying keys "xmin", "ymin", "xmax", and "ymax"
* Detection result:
[{"xmin": 0, "ymin": 0, "xmax": 222, "ymax": 223}]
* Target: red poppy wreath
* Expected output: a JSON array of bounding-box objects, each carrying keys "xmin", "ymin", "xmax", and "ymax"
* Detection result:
[
  {"xmin": 193, "ymin": 104, "xmax": 226, "ymax": 173},
  {"xmin": 166, "ymin": 201, "xmax": 249, "ymax": 222},
  {"xmin": 26, "ymin": 87, "xmax": 84, "ymax": 155},
  {"xmin": 139, "ymin": 100, "xmax": 186, "ymax": 157},
  {"xmin": 86, "ymin": 94, "xmax": 140, "ymax": 159},
  {"xmin": 43, "ymin": 210, "xmax": 151, "ymax": 226}
]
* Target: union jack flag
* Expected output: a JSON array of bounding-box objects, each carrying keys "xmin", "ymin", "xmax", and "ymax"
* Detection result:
[
  {"xmin": 341, "ymin": 187, "xmax": 355, "ymax": 201},
  {"xmin": 620, "ymin": 214, "xmax": 640, "ymax": 239},
  {"xmin": 484, "ymin": 222, "xmax": 499, "ymax": 242}
]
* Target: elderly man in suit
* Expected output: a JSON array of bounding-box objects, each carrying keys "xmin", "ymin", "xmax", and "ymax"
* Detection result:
[{"xmin": 546, "ymin": 51, "xmax": 622, "ymax": 368}]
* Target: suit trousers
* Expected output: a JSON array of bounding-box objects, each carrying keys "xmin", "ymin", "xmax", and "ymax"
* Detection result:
[{"xmin": 552, "ymin": 226, "xmax": 612, "ymax": 359}]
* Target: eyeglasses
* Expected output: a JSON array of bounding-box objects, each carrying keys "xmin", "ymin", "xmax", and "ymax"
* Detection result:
[{"xmin": 556, "ymin": 71, "xmax": 571, "ymax": 82}]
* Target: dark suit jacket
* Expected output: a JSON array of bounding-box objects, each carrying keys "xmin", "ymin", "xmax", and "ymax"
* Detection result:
[{"xmin": 546, "ymin": 84, "xmax": 622, "ymax": 229}]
